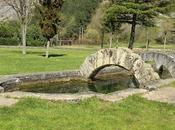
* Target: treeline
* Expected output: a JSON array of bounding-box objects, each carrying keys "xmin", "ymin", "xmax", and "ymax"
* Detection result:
[{"xmin": 0, "ymin": 0, "xmax": 100, "ymax": 46}]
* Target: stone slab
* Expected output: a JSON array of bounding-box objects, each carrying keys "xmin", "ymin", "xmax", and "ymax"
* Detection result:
[
  {"xmin": 0, "ymin": 88, "xmax": 148, "ymax": 103},
  {"xmin": 143, "ymin": 87, "xmax": 175, "ymax": 104}
]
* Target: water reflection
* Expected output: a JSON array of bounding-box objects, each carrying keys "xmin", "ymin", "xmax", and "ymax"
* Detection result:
[{"xmin": 18, "ymin": 72, "xmax": 137, "ymax": 94}]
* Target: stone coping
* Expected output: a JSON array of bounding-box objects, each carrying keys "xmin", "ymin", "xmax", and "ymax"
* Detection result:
[
  {"xmin": 0, "ymin": 88, "xmax": 148, "ymax": 103},
  {"xmin": 0, "ymin": 70, "xmax": 81, "ymax": 92},
  {"xmin": 0, "ymin": 68, "xmax": 175, "ymax": 93},
  {"xmin": 0, "ymin": 66, "xmax": 128, "ymax": 93}
]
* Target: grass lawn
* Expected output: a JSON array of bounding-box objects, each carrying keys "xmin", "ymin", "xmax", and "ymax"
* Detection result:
[
  {"xmin": 0, "ymin": 43, "xmax": 175, "ymax": 75},
  {"xmin": 0, "ymin": 47, "xmax": 96, "ymax": 75},
  {"xmin": 0, "ymin": 96, "xmax": 175, "ymax": 130}
]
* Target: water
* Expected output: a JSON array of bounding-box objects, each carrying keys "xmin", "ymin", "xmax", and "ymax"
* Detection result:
[{"xmin": 18, "ymin": 72, "xmax": 137, "ymax": 94}]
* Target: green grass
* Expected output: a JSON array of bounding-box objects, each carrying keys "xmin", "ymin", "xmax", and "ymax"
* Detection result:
[
  {"xmin": 0, "ymin": 96, "xmax": 175, "ymax": 130},
  {"xmin": 0, "ymin": 47, "xmax": 96, "ymax": 75},
  {"xmin": 0, "ymin": 43, "xmax": 175, "ymax": 75}
]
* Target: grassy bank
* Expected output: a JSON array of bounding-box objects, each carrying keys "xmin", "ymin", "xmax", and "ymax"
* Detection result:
[
  {"xmin": 0, "ymin": 47, "xmax": 96, "ymax": 75},
  {"xmin": 0, "ymin": 96, "xmax": 175, "ymax": 130}
]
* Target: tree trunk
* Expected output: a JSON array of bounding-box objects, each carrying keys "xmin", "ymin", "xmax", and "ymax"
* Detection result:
[
  {"xmin": 79, "ymin": 27, "xmax": 81, "ymax": 44},
  {"xmin": 100, "ymin": 30, "xmax": 104, "ymax": 49},
  {"xmin": 164, "ymin": 32, "xmax": 167, "ymax": 52},
  {"xmin": 81, "ymin": 27, "xmax": 84, "ymax": 40},
  {"xmin": 60, "ymin": 38, "xmax": 62, "ymax": 46},
  {"xmin": 128, "ymin": 14, "xmax": 137, "ymax": 49},
  {"xmin": 46, "ymin": 40, "xmax": 50, "ymax": 58},
  {"xmin": 146, "ymin": 31, "xmax": 150, "ymax": 51},
  {"xmin": 21, "ymin": 23, "xmax": 27, "ymax": 55},
  {"xmin": 109, "ymin": 33, "xmax": 113, "ymax": 48}
]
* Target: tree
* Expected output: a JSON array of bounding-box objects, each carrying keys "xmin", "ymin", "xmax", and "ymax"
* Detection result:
[
  {"xmin": 104, "ymin": 0, "xmax": 172, "ymax": 49},
  {"xmin": 60, "ymin": 0, "xmax": 100, "ymax": 39},
  {"xmin": 103, "ymin": 11, "xmax": 121, "ymax": 48},
  {"xmin": 161, "ymin": 17, "xmax": 173, "ymax": 51},
  {"xmin": 3, "ymin": 0, "xmax": 36, "ymax": 54},
  {"xmin": 85, "ymin": 0, "xmax": 111, "ymax": 48},
  {"xmin": 38, "ymin": 0, "xmax": 63, "ymax": 58}
]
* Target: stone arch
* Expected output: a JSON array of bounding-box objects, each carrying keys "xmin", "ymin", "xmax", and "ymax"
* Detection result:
[
  {"xmin": 141, "ymin": 52, "xmax": 175, "ymax": 78},
  {"xmin": 80, "ymin": 48, "xmax": 159, "ymax": 88}
]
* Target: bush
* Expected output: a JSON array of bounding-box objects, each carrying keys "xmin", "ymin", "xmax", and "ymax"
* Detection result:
[
  {"xmin": 0, "ymin": 21, "xmax": 45, "ymax": 46},
  {"xmin": 26, "ymin": 24, "xmax": 46, "ymax": 46},
  {"xmin": 0, "ymin": 21, "xmax": 19, "ymax": 38},
  {"xmin": 27, "ymin": 39, "xmax": 45, "ymax": 46},
  {"xmin": 0, "ymin": 37, "xmax": 19, "ymax": 46},
  {"xmin": 155, "ymin": 37, "xmax": 164, "ymax": 44}
]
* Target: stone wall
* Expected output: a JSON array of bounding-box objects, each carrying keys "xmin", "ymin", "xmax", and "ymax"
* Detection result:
[
  {"xmin": 0, "ymin": 68, "xmax": 125, "ymax": 93},
  {"xmin": 0, "ymin": 70, "xmax": 81, "ymax": 92}
]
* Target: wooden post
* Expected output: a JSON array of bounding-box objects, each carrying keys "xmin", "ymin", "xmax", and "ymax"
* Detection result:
[
  {"xmin": 21, "ymin": 23, "xmax": 27, "ymax": 55},
  {"xmin": 46, "ymin": 40, "xmax": 50, "ymax": 58}
]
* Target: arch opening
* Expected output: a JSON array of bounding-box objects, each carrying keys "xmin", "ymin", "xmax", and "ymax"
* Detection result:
[
  {"xmin": 88, "ymin": 65, "xmax": 140, "ymax": 89},
  {"xmin": 158, "ymin": 65, "xmax": 172, "ymax": 79},
  {"xmin": 145, "ymin": 60, "xmax": 172, "ymax": 79}
]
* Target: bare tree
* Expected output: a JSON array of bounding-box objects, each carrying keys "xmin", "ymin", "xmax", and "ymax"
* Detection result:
[{"xmin": 3, "ymin": 0, "xmax": 36, "ymax": 54}]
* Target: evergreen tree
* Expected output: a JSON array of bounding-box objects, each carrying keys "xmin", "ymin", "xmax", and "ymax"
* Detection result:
[
  {"xmin": 105, "ymin": 0, "xmax": 172, "ymax": 49},
  {"xmin": 38, "ymin": 0, "xmax": 63, "ymax": 58},
  {"xmin": 60, "ymin": 0, "xmax": 100, "ymax": 39}
]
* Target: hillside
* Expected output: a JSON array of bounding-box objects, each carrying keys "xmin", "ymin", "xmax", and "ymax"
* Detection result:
[{"xmin": 0, "ymin": 3, "xmax": 17, "ymax": 21}]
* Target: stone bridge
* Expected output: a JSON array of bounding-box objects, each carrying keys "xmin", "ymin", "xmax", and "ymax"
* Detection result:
[
  {"xmin": 80, "ymin": 48, "xmax": 159, "ymax": 88},
  {"xmin": 141, "ymin": 52, "xmax": 175, "ymax": 78}
]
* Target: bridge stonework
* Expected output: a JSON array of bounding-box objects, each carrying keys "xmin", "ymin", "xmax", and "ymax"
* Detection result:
[
  {"xmin": 80, "ymin": 48, "xmax": 159, "ymax": 88},
  {"xmin": 141, "ymin": 52, "xmax": 175, "ymax": 78}
]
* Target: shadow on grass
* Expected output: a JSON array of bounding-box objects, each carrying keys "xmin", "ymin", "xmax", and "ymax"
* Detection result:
[
  {"xmin": 41, "ymin": 54, "xmax": 66, "ymax": 58},
  {"xmin": 9, "ymin": 50, "xmax": 67, "ymax": 58}
]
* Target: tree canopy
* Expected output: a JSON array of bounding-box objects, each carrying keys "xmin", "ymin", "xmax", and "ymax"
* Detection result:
[
  {"xmin": 104, "ymin": 0, "xmax": 173, "ymax": 49},
  {"xmin": 60, "ymin": 0, "xmax": 101, "ymax": 38},
  {"xmin": 38, "ymin": 0, "xmax": 63, "ymax": 40}
]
